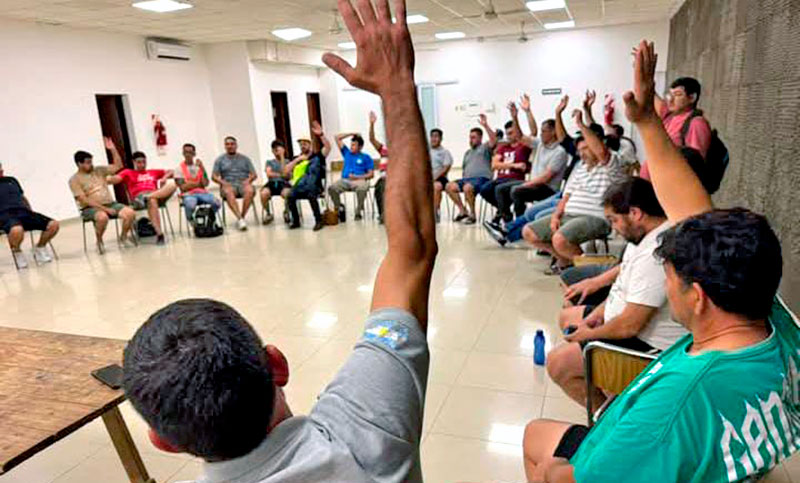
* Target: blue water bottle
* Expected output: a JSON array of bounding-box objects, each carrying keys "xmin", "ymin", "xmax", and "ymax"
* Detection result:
[{"xmin": 533, "ymin": 330, "xmax": 546, "ymax": 366}]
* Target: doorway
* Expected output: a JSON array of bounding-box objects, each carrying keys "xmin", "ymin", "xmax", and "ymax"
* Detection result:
[
  {"xmin": 96, "ymin": 94, "xmax": 134, "ymax": 202},
  {"xmin": 271, "ymin": 92, "xmax": 294, "ymax": 158},
  {"xmin": 306, "ymin": 92, "xmax": 322, "ymax": 152}
]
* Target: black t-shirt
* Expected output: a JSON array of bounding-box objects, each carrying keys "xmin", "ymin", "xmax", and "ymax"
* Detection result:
[{"xmin": 0, "ymin": 177, "xmax": 27, "ymax": 213}]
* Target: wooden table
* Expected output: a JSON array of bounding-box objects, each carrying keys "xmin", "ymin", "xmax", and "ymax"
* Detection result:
[{"xmin": 0, "ymin": 327, "xmax": 154, "ymax": 482}]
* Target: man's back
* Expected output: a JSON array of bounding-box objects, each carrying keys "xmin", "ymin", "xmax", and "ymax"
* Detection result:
[{"xmin": 571, "ymin": 298, "xmax": 800, "ymax": 482}]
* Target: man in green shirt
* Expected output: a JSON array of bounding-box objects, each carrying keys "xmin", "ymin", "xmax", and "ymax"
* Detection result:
[{"xmin": 523, "ymin": 41, "xmax": 799, "ymax": 483}]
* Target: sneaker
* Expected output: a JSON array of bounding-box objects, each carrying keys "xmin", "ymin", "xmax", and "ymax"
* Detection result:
[
  {"xmin": 463, "ymin": 216, "xmax": 477, "ymax": 225},
  {"xmin": 263, "ymin": 214, "xmax": 275, "ymax": 226},
  {"xmin": 34, "ymin": 247, "xmax": 53, "ymax": 263},
  {"xmin": 283, "ymin": 210, "xmax": 291, "ymax": 224},
  {"xmin": 237, "ymin": 219, "xmax": 248, "ymax": 231},
  {"xmin": 355, "ymin": 212, "xmax": 363, "ymax": 221},
  {"xmin": 289, "ymin": 222, "xmax": 301, "ymax": 230},
  {"xmin": 156, "ymin": 234, "xmax": 166, "ymax": 246},
  {"xmin": 338, "ymin": 207, "xmax": 347, "ymax": 223},
  {"xmin": 313, "ymin": 221, "xmax": 325, "ymax": 232},
  {"xmin": 454, "ymin": 213, "xmax": 469, "ymax": 223},
  {"xmin": 536, "ymin": 249, "xmax": 550, "ymax": 257},
  {"xmin": 483, "ymin": 221, "xmax": 507, "ymax": 247},
  {"xmin": 484, "ymin": 219, "xmax": 504, "ymax": 233},
  {"xmin": 13, "ymin": 251, "xmax": 29, "ymax": 269}
]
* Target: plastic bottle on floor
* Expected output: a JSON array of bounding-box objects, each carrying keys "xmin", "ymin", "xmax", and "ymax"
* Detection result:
[{"xmin": 533, "ymin": 330, "xmax": 546, "ymax": 366}]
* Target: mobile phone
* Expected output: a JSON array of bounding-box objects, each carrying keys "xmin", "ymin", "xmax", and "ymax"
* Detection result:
[{"xmin": 92, "ymin": 364, "xmax": 124, "ymax": 390}]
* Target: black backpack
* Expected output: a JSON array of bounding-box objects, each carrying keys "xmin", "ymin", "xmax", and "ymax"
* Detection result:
[
  {"xmin": 135, "ymin": 217, "xmax": 157, "ymax": 238},
  {"xmin": 681, "ymin": 111, "xmax": 729, "ymax": 194},
  {"xmin": 193, "ymin": 205, "xmax": 223, "ymax": 238}
]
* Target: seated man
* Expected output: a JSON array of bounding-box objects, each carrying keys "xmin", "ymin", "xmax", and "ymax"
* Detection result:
[
  {"xmin": 108, "ymin": 151, "xmax": 176, "ymax": 245},
  {"xmin": 368, "ymin": 111, "xmax": 390, "ymax": 224},
  {"xmin": 547, "ymin": 177, "xmax": 687, "ymax": 410},
  {"xmin": 0, "ymin": 162, "xmax": 59, "ymax": 268},
  {"xmin": 522, "ymin": 110, "xmax": 628, "ymax": 274},
  {"xmin": 122, "ymin": 7, "xmax": 438, "ymax": 482},
  {"xmin": 523, "ymin": 40, "xmax": 799, "ymax": 483},
  {"xmin": 69, "ymin": 139, "xmax": 136, "ymax": 254},
  {"xmin": 445, "ymin": 114, "xmax": 497, "ymax": 224},
  {"xmin": 479, "ymin": 105, "xmax": 533, "ymax": 224},
  {"xmin": 328, "ymin": 132, "xmax": 374, "ymax": 221},
  {"xmin": 287, "ymin": 121, "xmax": 331, "ymax": 231},
  {"xmin": 175, "ymin": 143, "xmax": 220, "ymax": 224},
  {"xmin": 260, "ymin": 140, "xmax": 293, "ymax": 225},
  {"xmin": 428, "ymin": 128, "xmax": 454, "ymax": 222},
  {"xmin": 509, "ymin": 94, "xmax": 569, "ymax": 218},
  {"xmin": 212, "ymin": 136, "xmax": 257, "ymax": 231}
]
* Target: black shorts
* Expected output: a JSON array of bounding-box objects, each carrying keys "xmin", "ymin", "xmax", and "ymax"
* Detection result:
[
  {"xmin": 263, "ymin": 179, "xmax": 290, "ymax": 195},
  {"xmin": 0, "ymin": 209, "xmax": 52, "ymax": 233},
  {"xmin": 578, "ymin": 305, "xmax": 659, "ymax": 353},
  {"xmin": 554, "ymin": 424, "xmax": 590, "ymax": 459}
]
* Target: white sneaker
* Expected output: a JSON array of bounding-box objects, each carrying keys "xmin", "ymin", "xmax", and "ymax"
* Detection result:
[
  {"xmin": 34, "ymin": 247, "xmax": 53, "ymax": 264},
  {"xmin": 237, "ymin": 219, "xmax": 248, "ymax": 231},
  {"xmin": 13, "ymin": 251, "xmax": 29, "ymax": 269}
]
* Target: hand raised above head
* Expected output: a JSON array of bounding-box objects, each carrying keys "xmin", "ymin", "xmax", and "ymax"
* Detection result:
[
  {"xmin": 520, "ymin": 93, "xmax": 531, "ymax": 112},
  {"xmin": 623, "ymin": 40, "xmax": 659, "ymax": 124},
  {"xmin": 556, "ymin": 95, "xmax": 569, "ymax": 114},
  {"xmin": 369, "ymin": 111, "xmax": 378, "ymax": 124},
  {"xmin": 322, "ymin": 0, "xmax": 415, "ymax": 97}
]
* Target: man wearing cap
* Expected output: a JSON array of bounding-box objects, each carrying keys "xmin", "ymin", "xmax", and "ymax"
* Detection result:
[{"xmin": 286, "ymin": 122, "xmax": 331, "ymax": 231}]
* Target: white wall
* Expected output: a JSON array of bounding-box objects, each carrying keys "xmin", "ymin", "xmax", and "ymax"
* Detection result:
[
  {"xmin": 335, "ymin": 21, "xmax": 670, "ymax": 164},
  {"xmin": 0, "ymin": 18, "xmax": 218, "ymax": 220}
]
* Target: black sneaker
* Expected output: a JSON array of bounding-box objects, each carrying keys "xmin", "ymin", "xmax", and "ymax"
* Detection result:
[
  {"xmin": 156, "ymin": 234, "xmax": 166, "ymax": 246},
  {"xmin": 483, "ymin": 221, "xmax": 507, "ymax": 247},
  {"xmin": 463, "ymin": 216, "xmax": 477, "ymax": 225},
  {"xmin": 339, "ymin": 207, "xmax": 346, "ymax": 223},
  {"xmin": 484, "ymin": 219, "xmax": 505, "ymax": 234},
  {"xmin": 313, "ymin": 221, "xmax": 325, "ymax": 232},
  {"xmin": 283, "ymin": 210, "xmax": 291, "ymax": 224},
  {"xmin": 289, "ymin": 222, "xmax": 301, "ymax": 230},
  {"xmin": 454, "ymin": 213, "xmax": 469, "ymax": 223},
  {"xmin": 355, "ymin": 212, "xmax": 363, "ymax": 221}
]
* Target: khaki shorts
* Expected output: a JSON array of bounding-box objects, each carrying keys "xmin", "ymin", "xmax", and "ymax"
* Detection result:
[
  {"xmin": 81, "ymin": 202, "xmax": 127, "ymax": 221},
  {"xmin": 527, "ymin": 213, "xmax": 610, "ymax": 245}
]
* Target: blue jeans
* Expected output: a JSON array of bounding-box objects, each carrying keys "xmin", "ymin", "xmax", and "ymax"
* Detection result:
[
  {"xmin": 505, "ymin": 192, "xmax": 563, "ymax": 243},
  {"xmin": 183, "ymin": 193, "xmax": 220, "ymax": 220}
]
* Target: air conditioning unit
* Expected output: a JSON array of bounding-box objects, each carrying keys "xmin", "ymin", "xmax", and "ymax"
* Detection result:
[{"xmin": 146, "ymin": 39, "xmax": 192, "ymax": 61}]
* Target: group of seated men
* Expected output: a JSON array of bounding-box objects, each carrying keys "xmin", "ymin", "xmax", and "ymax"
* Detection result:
[{"xmin": 118, "ymin": 3, "xmax": 799, "ymax": 480}]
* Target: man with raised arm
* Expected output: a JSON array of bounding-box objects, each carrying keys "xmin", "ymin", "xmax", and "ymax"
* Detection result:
[
  {"xmin": 368, "ymin": 110, "xmax": 390, "ymax": 223},
  {"xmin": 122, "ymin": 2, "xmax": 437, "ymax": 482},
  {"xmin": 522, "ymin": 41, "xmax": 799, "ymax": 483},
  {"xmin": 445, "ymin": 113, "xmax": 497, "ymax": 224},
  {"xmin": 329, "ymin": 131, "xmax": 374, "ymax": 222}
]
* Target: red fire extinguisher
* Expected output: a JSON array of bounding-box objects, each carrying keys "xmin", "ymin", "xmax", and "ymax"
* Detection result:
[{"xmin": 153, "ymin": 114, "xmax": 167, "ymax": 156}]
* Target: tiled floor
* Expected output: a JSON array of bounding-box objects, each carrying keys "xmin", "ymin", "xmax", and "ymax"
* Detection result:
[{"xmin": 0, "ymin": 202, "xmax": 797, "ymax": 483}]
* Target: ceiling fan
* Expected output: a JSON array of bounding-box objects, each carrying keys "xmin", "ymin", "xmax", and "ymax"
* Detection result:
[{"xmin": 462, "ymin": 0, "xmax": 530, "ymax": 20}]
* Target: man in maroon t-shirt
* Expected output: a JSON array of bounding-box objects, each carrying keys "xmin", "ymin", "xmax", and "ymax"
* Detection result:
[
  {"xmin": 109, "ymin": 151, "xmax": 176, "ymax": 245},
  {"xmin": 480, "ymin": 102, "xmax": 532, "ymax": 225}
]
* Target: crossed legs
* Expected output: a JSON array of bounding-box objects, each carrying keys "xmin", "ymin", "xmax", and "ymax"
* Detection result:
[{"xmin": 445, "ymin": 181, "xmax": 478, "ymax": 218}]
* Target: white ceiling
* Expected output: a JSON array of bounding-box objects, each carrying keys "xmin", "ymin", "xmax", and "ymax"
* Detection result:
[{"xmin": 0, "ymin": 0, "xmax": 685, "ymax": 48}]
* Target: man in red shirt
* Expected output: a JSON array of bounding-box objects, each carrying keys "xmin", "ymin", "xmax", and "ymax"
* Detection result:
[
  {"xmin": 480, "ymin": 102, "xmax": 532, "ymax": 226},
  {"xmin": 109, "ymin": 151, "xmax": 176, "ymax": 245},
  {"xmin": 639, "ymin": 77, "xmax": 711, "ymax": 180}
]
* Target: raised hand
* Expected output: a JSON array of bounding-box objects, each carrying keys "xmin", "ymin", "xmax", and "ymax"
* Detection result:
[
  {"xmin": 583, "ymin": 90, "xmax": 596, "ymax": 108},
  {"xmin": 556, "ymin": 95, "xmax": 569, "ymax": 114},
  {"xmin": 478, "ymin": 113, "xmax": 488, "ymax": 126},
  {"xmin": 623, "ymin": 40, "xmax": 659, "ymax": 124},
  {"xmin": 572, "ymin": 109, "xmax": 585, "ymax": 127},
  {"xmin": 369, "ymin": 111, "xmax": 378, "ymax": 124},
  {"xmin": 322, "ymin": 0, "xmax": 414, "ymax": 98},
  {"xmin": 520, "ymin": 93, "xmax": 531, "ymax": 112},
  {"xmin": 507, "ymin": 101, "xmax": 518, "ymax": 117},
  {"xmin": 311, "ymin": 120, "xmax": 324, "ymax": 136},
  {"xmin": 103, "ymin": 137, "xmax": 116, "ymax": 151}
]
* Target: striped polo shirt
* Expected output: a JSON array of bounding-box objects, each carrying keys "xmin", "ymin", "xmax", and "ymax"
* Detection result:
[{"xmin": 564, "ymin": 152, "xmax": 628, "ymax": 219}]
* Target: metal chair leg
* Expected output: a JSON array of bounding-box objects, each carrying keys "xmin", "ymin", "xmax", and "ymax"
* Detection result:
[{"xmin": 82, "ymin": 220, "xmax": 88, "ymax": 254}]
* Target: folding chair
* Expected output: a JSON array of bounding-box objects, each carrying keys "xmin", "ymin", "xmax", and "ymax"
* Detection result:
[
  {"xmin": 0, "ymin": 230, "xmax": 59, "ymax": 270},
  {"xmin": 79, "ymin": 205, "xmax": 135, "ymax": 254},
  {"xmin": 125, "ymin": 185, "xmax": 175, "ymax": 239},
  {"xmin": 220, "ymin": 185, "xmax": 260, "ymax": 227},
  {"xmin": 583, "ymin": 341, "xmax": 657, "ymax": 426}
]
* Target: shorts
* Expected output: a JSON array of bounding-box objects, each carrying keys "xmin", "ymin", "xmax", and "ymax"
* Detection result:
[
  {"xmin": 131, "ymin": 192, "xmax": 153, "ymax": 210},
  {"xmin": 263, "ymin": 179, "xmax": 290, "ymax": 195},
  {"xmin": 578, "ymin": 305, "xmax": 660, "ymax": 354},
  {"xmin": 0, "ymin": 209, "xmax": 53, "ymax": 233},
  {"xmin": 554, "ymin": 425, "xmax": 590, "ymax": 459},
  {"xmin": 527, "ymin": 214, "xmax": 611, "ymax": 245},
  {"xmin": 81, "ymin": 202, "xmax": 127, "ymax": 222},
  {"xmin": 456, "ymin": 177, "xmax": 491, "ymax": 193},
  {"xmin": 435, "ymin": 176, "xmax": 449, "ymax": 186},
  {"xmin": 224, "ymin": 182, "xmax": 250, "ymax": 198}
]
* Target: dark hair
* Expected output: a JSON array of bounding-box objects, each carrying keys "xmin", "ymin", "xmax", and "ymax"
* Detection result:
[
  {"xmin": 603, "ymin": 177, "xmax": 666, "ymax": 218},
  {"xmin": 496, "ymin": 129, "xmax": 504, "ymax": 140},
  {"xmin": 655, "ymin": 209, "xmax": 782, "ymax": 320},
  {"xmin": 671, "ymin": 77, "xmax": 702, "ymax": 106},
  {"xmin": 271, "ymin": 140, "xmax": 285, "ymax": 150},
  {"xmin": 74, "ymin": 150, "xmax": 92, "ymax": 165},
  {"xmin": 504, "ymin": 121, "xmax": 514, "ymax": 130},
  {"xmin": 430, "ymin": 128, "xmax": 443, "ymax": 138},
  {"xmin": 351, "ymin": 134, "xmax": 365, "ymax": 147},
  {"xmin": 470, "ymin": 127, "xmax": 483, "ymax": 137},
  {"xmin": 542, "ymin": 119, "xmax": 556, "ymax": 130},
  {"xmin": 224, "ymin": 136, "xmax": 237, "ymax": 143},
  {"xmin": 132, "ymin": 151, "xmax": 146, "ymax": 161},
  {"xmin": 588, "ymin": 123, "xmax": 605, "ymax": 140},
  {"xmin": 612, "ymin": 124, "xmax": 625, "ymax": 137},
  {"xmin": 123, "ymin": 299, "xmax": 275, "ymax": 460},
  {"xmin": 183, "ymin": 143, "xmax": 196, "ymax": 151}
]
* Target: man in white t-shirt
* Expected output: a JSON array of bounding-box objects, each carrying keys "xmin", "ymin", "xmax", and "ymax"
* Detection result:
[{"xmin": 546, "ymin": 177, "xmax": 687, "ymax": 410}]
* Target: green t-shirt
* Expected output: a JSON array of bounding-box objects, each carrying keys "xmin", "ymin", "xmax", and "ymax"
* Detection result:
[{"xmin": 571, "ymin": 297, "xmax": 800, "ymax": 482}]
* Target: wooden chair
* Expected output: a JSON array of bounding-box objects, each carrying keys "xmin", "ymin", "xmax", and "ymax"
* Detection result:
[
  {"xmin": 583, "ymin": 341, "xmax": 658, "ymax": 426},
  {"xmin": 0, "ymin": 230, "xmax": 59, "ymax": 270}
]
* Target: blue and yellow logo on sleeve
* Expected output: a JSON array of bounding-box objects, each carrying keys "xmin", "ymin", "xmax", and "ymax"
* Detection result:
[{"xmin": 364, "ymin": 320, "xmax": 409, "ymax": 350}]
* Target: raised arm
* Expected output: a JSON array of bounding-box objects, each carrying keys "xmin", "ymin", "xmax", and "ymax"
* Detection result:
[
  {"xmin": 323, "ymin": 0, "xmax": 437, "ymax": 327},
  {"xmin": 574, "ymin": 109, "xmax": 609, "ymax": 162},
  {"xmin": 510, "ymin": 102, "xmax": 534, "ymax": 148},
  {"xmin": 311, "ymin": 121, "xmax": 332, "ymax": 157},
  {"xmin": 104, "ymin": 137, "xmax": 124, "ymax": 174},
  {"xmin": 336, "ymin": 132, "xmax": 357, "ymax": 150},
  {"xmin": 478, "ymin": 114, "xmax": 497, "ymax": 148},
  {"xmin": 624, "ymin": 41, "xmax": 712, "ymax": 222},
  {"xmin": 368, "ymin": 111, "xmax": 385, "ymax": 153},
  {"xmin": 520, "ymin": 93, "xmax": 538, "ymax": 138},
  {"xmin": 583, "ymin": 90, "xmax": 598, "ymax": 126},
  {"xmin": 554, "ymin": 95, "xmax": 569, "ymax": 143}
]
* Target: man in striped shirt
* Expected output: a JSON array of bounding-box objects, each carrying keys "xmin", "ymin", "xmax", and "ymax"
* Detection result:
[{"xmin": 523, "ymin": 110, "xmax": 628, "ymax": 273}]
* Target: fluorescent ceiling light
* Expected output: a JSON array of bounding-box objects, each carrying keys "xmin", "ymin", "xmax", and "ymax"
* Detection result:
[
  {"xmin": 526, "ymin": 0, "xmax": 566, "ymax": 12},
  {"xmin": 338, "ymin": 41, "xmax": 357, "ymax": 50},
  {"xmin": 391, "ymin": 14, "xmax": 429, "ymax": 24},
  {"xmin": 435, "ymin": 31, "xmax": 466, "ymax": 40},
  {"xmin": 271, "ymin": 28, "xmax": 312, "ymax": 41},
  {"xmin": 132, "ymin": 0, "xmax": 192, "ymax": 13},
  {"xmin": 544, "ymin": 20, "xmax": 575, "ymax": 30}
]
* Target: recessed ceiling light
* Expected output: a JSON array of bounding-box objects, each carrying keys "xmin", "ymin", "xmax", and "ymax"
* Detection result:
[
  {"xmin": 526, "ymin": 0, "xmax": 566, "ymax": 12},
  {"xmin": 435, "ymin": 31, "xmax": 466, "ymax": 40},
  {"xmin": 391, "ymin": 14, "xmax": 430, "ymax": 24},
  {"xmin": 544, "ymin": 20, "xmax": 575, "ymax": 30},
  {"xmin": 338, "ymin": 41, "xmax": 356, "ymax": 50},
  {"xmin": 271, "ymin": 28, "xmax": 312, "ymax": 41},
  {"xmin": 132, "ymin": 0, "xmax": 192, "ymax": 13}
]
